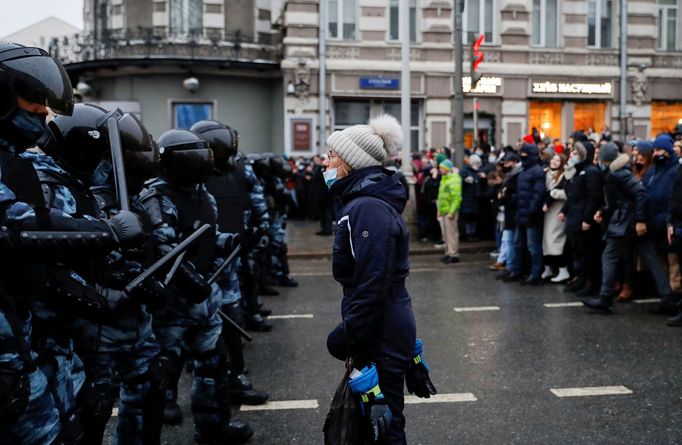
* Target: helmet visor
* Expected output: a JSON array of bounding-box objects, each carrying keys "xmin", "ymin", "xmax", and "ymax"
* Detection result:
[
  {"xmin": 118, "ymin": 112, "xmax": 155, "ymax": 153},
  {"xmin": 1, "ymin": 48, "xmax": 73, "ymax": 115}
]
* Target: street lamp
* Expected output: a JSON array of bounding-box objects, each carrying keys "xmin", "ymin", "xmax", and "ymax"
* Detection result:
[{"xmin": 183, "ymin": 77, "xmax": 200, "ymax": 93}]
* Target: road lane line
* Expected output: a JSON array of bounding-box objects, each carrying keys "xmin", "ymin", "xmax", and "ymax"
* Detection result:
[
  {"xmin": 295, "ymin": 272, "xmax": 332, "ymax": 277},
  {"xmin": 544, "ymin": 302, "xmax": 584, "ymax": 308},
  {"xmin": 111, "ymin": 407, "xmax": 119, "ymax": 417},
  {"xmin": 267, "ymin": 314, "xmax": 314, "ymax": 320},
  {"xmin": 240, "ymin": 399, "xmax": 319, "ymax": 411},
  {"xmin": 633, "ymin": 298, "xmax": 661, "ymax": 304},
  {"xmin": 404, "ymin": 393, "xmax": 477, "ymax": 404},
  {"xmin": 550, "ymin": 386, "xmax": 633, "ymax": 398},
  {"xmin": 454, "ymin": 306, "xmax": 500, "ymax": 312}
]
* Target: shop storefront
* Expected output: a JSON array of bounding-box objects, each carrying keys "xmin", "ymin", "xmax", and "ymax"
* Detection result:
[
  {"xmin": 527, "ymin": 79, "xmax": 613, "ymax": 141},
  {"xmin": 651, "ymin": 101, "xmax": 682, "ymax": 137}
]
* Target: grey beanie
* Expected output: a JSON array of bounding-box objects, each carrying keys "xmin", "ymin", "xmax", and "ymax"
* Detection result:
[
  {"xmin": 327, "ymin": 114, "xmax": 404, "ymax": 170},
  {"xmin": 599, "ymin": 142, "xmax": 620, "ymax": 163}
]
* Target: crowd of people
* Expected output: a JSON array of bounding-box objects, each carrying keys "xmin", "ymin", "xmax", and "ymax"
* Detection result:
[
  {"xmin": 0, "ymin": 41, "xmax": 298, "ymax": 445},
  {"xmin": 412, "ymin": 127, "xmax": 682, "ymax": 326}
]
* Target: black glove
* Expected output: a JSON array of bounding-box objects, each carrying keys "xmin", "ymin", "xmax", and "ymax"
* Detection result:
[
  {"xmin": 128, "ymin": 278, "xmax": 170, "ymax": 310},
  {"xmin": 219, "ymin": 233, "xmax": 241, "ymax": 256},
  {"xmin": 106, "ymin": 210, "xmax": 144, "ymax": 247},
  {"xmin": 405, "ymin": 339, "xmax": 437, "ymax": 398},
  {"xmin": 175, "ymin": 262, "xmax": 212, "ymax": 304},
  {"xmin": 368, "ymin": 399, "xmax": 392, "ymax": 442},
  {"xmin": 0, "ymin": 368, "xmax": 30, "ymax": 429}
]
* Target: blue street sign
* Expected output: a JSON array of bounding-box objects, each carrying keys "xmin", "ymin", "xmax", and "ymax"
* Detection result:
[{"xmin": 359, "ymin": 77, "xmax": 400, "ymax": 90}]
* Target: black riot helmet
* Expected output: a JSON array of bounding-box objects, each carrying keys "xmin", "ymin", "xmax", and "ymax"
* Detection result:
[
  {"xmin": 248, "ymin": 153, "xmax": 271, "ymax": 179},
  {"xmin": 157, "ymin": 129, "xmax": 214, "ymax": 186},
  {"xmin": 190, "ymin": 120, "xmax": 239, "ymax": 169},
  {"xmin": 0, "ymin": 42, "xmax": 73, "ymax": 120},
  {"xmin": 43, "ymin": 103, "xmax": 159, "ymax": 191},
  {"xmin": 268, "ymin": 154, "xmax": 292, "ymax": 179}
]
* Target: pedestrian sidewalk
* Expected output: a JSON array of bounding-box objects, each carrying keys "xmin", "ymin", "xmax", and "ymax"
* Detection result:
[{"xmin": 286, "ymin": 219, "xmax": 495, "ymax": 259}]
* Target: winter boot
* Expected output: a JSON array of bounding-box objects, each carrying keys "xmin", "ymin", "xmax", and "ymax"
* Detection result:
[
  {"xmin": 541, "ymin": 266, "xmax": 554, "ymax": 280},
  {"xmin": 582, "ymin": 294, "xmax": 614, "ymax": 313},
  {"xmin": 195, "ymin": 420, "xmax": 254, "ymax": 445},
  {"xmin": 551, "ymin": 267, "xmax": 570, "ymax": 283},
  {"xmin": 229, "ymin": 373, "xmax": 270, "ymax": 406}
]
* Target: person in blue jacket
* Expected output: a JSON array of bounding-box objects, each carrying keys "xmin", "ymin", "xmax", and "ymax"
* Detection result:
[
  {"xmin": 324, "ymin": 115, "xmax": 435, "ymax": 444},
  {"xmin": 505, "ymin": 143, "xmax": 547, "ymax": 285}
]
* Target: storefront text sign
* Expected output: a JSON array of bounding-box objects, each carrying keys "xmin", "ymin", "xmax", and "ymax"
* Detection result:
[
  {"xmin": 359, "ymin": 77, "xmax": 400, "ymax": 90},
  {"xmin": 463, "ymin": 76, "xmax": 502, "ymax": 94},
  {"xmin": 532, "ymin": 81, "xmax": 612, "ymax": 95}
]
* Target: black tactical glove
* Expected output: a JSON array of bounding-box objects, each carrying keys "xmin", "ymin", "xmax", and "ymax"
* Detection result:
[
  {"xmin": 175, "ymin": 262, "xmax": 212, "ymax": 304},
  {"xmin": 106, "ymin": 210, "xmax": 144, "ymax": 247},
  {"xmin": 405, "ymin": 339, "xmax": 437, "ymax": 398},
  {"xmin": 219, "ymin": 233, "xmax": 240, "ymax": 256},
  {"xmin": 128, "ymin": 278, "xmax": 170, "ymax": 310},
  {"xmin": 0, "ymin": 368, "xmax": 30, "ymax": 429}
]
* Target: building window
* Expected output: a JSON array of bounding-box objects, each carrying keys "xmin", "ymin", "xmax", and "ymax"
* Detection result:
[
  {"xmin": 529, "ymin": 101, "xmax": 562, "ymax": 140},
  {"xmin": 205, "ymin": 3, "xmax": 222, "ymax": 14},
  {"xmin": 574, "ymin": 102, "xmax": 606, "ymax": 134},
  {"xmin": 332, "ymin": 100, "xmax": 421, "ymax": 152},
  {"xmin": 388, "ymin": 0, "xmax": 417, "ymax": 42},
  {"xmin": 463, "ymin": 0, "xmax": 497, "ymax": 44},
  {"xmin": 173, "ymin": 102, "xmax": 213, "ymax": 129},
  {"xmin": 658, "ymin": 0, "xmax": 678, "ymax": 51},
  {"xmin": 651, "ymin": 102, "xmax": 682, "ymax": 137},
  {"xmin": 154, "ymin": 2, "xmax": 166, "ymax": 12},
  {"xmin": 587, "ymin": 0, "xmax": 612, "ymax": 48},
  {"xmin": 112, "ymin": 4, "xmax": 123, "ymax": 15},
  {"xmin": 170, "ymin": 0, "xmax": 203, "ymax": 37},
  {"xmin": 328, "ymin": 0, "xmax": 356, "ymax": 40},
  {"xmin": 531, "ymin": 0, "xmax": 558, "ymax": 47}
]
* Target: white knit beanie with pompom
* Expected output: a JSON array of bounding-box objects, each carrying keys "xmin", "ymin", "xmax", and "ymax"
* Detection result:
[{"xmin": 327, "ymin": 114, "xmax": 404, "ymax": 170}]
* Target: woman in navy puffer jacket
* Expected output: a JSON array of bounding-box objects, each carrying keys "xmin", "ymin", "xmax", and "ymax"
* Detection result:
[{"xmin": 324, "ymin": 115, "xmax": 419, "ymax": 445}]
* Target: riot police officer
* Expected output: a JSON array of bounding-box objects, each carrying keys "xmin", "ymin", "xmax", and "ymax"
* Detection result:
[
  {"xmin": 0, "ymin": 42, "xmax": 143, "ymax": 444},
  {"xmin": 37, "ymin": 103, "xmax": 167, "ymax": 444},
  {"xmin": 138, "ymin": 129, "xmax": 252, "ymax": 444},
  {"xmin": 192, "ymin": 120, "xmax": 270, "ymax": 406}
]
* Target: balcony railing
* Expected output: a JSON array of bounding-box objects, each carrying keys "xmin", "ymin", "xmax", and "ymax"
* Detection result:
[{"xmin": 48, "ymin": 28, "xmax": 282, "ymax": 66}]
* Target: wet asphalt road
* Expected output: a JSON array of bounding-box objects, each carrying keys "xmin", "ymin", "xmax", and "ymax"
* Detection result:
[{"xmin": 105, "ymin": 253, "xmax": 682, "ymax": 444}]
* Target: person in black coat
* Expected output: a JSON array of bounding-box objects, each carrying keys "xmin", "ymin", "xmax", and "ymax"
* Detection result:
[
  {"xmin": 505, "ymin": 144, "xmax": 547, "ymax": 284},
  {"xmin": 559, "ymin": 141, "xmax": 603, "ymax": 295},
  {"xmin": 666, "ymin": 161, "xmax": 682, "ymax": 325},
  {"xmin": 324, "ymin": 115, "xmax": 434, "ymax": 444},
  {"xmin": 460, "ymin": 154, "xmax": 482, "ymax": 241},
  {"xmin": 495, "ymin": 154, "xmax": 522, "ymax": 275},
  {"xmin": 583, "ymin": 144, "xmax": 674, "ymax": 313}
]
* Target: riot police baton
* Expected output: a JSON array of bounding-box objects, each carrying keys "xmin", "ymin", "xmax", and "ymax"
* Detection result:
[
  {"xmin": 124, "ymin": 223, "xmax": 211, "ymax": 294},
  {"xmin": 207, "ymin": 244, "xmax": 242, "ymax": 285},
  {"xmin": 107, "ymin": 116, "xmax": 130, "ymax": 212},
  {"xmin": 163, "ymin": 251, "xmax": 186, "ymax": 286},
  {"xmin": 218, "ymin": 309, "xmax": 253, "ymax": 342}
]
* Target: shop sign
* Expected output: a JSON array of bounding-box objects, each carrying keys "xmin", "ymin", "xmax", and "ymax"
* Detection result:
[
  {"xmin": 291, "ymin": 119, "xmax": 313, "ymax": 151},
  {"xmin": 463, "ymin": 76, "xmax": 502, "ymax": 94},
  {"xmin": 359, "ymin": 77, "xmax": 400, "ymax": 90},
  {"xmin": 532, "ymin": 81, "xmax": 612, "ymax": 95}
]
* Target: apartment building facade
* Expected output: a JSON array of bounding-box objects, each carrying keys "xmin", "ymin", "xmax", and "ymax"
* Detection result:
[{"xmin": 282, "ymin": 0, "xmax": 682, "ymax": 155}]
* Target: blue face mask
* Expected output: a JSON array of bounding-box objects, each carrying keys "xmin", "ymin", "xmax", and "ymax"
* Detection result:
[
  {"xmin": 323, "ymin": 168, "xmax": 338, "ymax": 188},
  {"xmin": 11, "ymin": 108, "xmax": 48, "ymax": 147},
  {"xmin": 598, "ymin": 162, "xmax": 608, "ymax": 172}
]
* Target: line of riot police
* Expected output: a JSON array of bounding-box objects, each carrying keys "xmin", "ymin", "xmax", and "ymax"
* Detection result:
[{"xmin": 0, "ymin": 41, "xmax": 296, "ymax": 445}]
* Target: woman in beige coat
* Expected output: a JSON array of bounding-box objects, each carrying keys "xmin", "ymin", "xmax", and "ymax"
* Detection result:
[{"xmin": 542, "ymin": 154, "xmax": 570, "ymax": 282}]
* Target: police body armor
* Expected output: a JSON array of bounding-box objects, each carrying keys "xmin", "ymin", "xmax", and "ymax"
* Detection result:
[
  {"xmin": 205, "ymin": 165, "xmax": 249, "ymax": 236},
  {"xmin": 141, "ymin": 184, "xmax": 217, "ymax": 275}
]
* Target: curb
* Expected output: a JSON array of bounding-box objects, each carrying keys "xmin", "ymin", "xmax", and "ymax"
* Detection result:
[{"xmin": 289, "ymin": 242, "xmax": 496, "ymax": 260}]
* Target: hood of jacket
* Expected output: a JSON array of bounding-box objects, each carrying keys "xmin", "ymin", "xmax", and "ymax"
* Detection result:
[
  {"xmin": 331, "ymin": 166, "xmax": 407, "ymax": 214},
  {"xmin": 609, "ymin": 153, "xmax": 631, "ymax": 173}
]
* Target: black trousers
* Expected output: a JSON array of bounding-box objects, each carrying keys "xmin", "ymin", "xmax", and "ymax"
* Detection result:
[
  {"xmin": 567, "ymin": 228, "xmax": 601, "ymax": 287},
  {"xmin": 327, "ymin": 323, "xmax": 408, "ymax": 445}
]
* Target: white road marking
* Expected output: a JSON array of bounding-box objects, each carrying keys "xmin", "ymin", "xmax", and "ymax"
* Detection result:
[
  {"xmin": 454, "ymin": 306, "xmax": 500, "ymax": 312},
  {"xmin": 633, "ymin": 298, "xmax": 661, "ymax": 304},
  {"xmin": 550, "ymin": 386, "xmax": 633, "ymax": 398},
  {"xmin": 544, "ymin": 302, "xmax": 584, "ymax": 308},
  {"xmin": 404, "ymin": 393, "xmax": 477, "ymax": 404},
  {"xmin": 295, "ymin": 272, "xmax": 332, "ymax": 277},
  {"xmin": 111, "ymin": 407, "xmax": 119, "ymax": 417},
  {"xmin": 267, "ymin": 314, "xmax": 314, "ymax": 320},
  {"xmin": 240, "ymin": 399, "xmax": 319, "ymax": 412}
]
